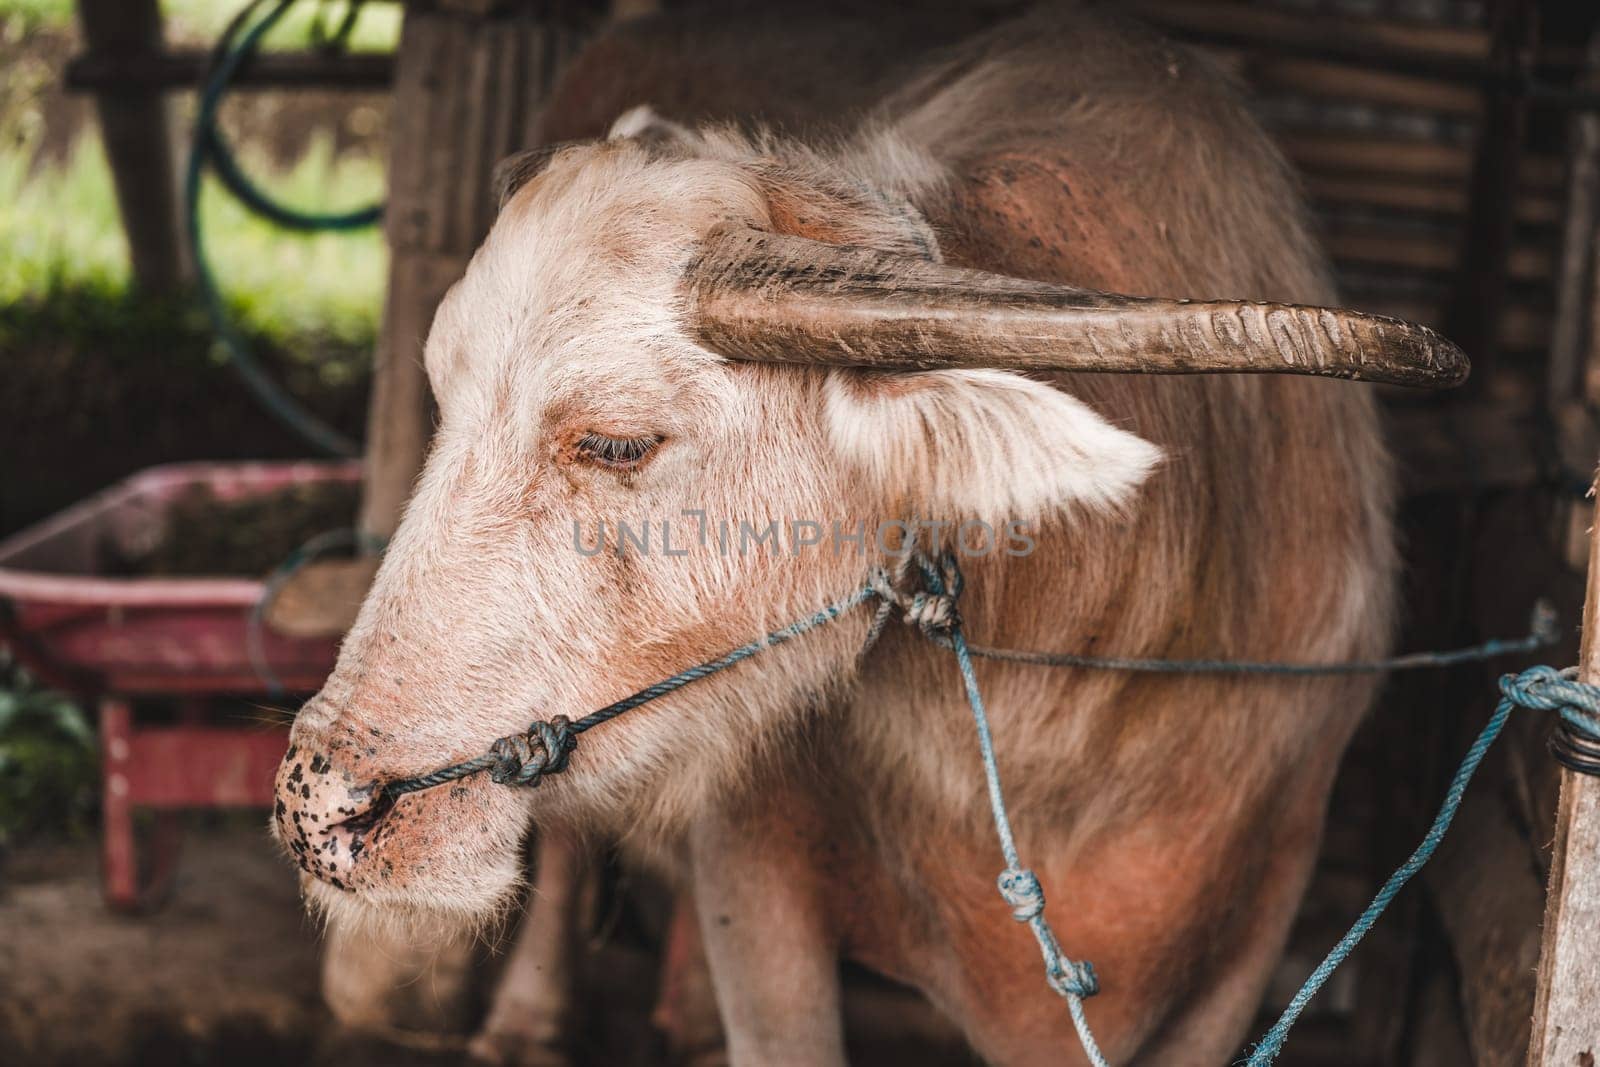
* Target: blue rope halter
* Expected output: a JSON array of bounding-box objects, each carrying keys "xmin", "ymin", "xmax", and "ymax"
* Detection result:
[{"xmin": 369, "ymin": 554, "xmax": 1591, "ymax": 1066}]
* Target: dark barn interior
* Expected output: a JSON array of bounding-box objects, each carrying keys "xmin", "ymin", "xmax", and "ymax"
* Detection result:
[{"xmin": 3, "ymin": 1, "xmax": 1600, "ymax": 1064}]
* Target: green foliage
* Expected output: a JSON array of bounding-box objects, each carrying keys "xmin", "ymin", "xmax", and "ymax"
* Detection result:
[
  {"xmin": 196, "ymin": 134, "xmax": 388, "ymax": 345},
  {"xmin": 0, "ymin": 136, "xmax": 127, "ymax": 297},
  {"xmin": 0, "ymin": 271, "xmax": 372, "ymax": 437},
  {"xmin": 0, "ymin": 0, "xmax": 380, "ymax": 530},
  {"xmin": 0, "ymin": 658, "xmax": 96, "ymax": 844},
  {"xmin": 0, "ymin": 0, "xmax": 388, "ymax": 371},
  {"xmin": 0, "ymin": 131, "xmax": 386, "ymax": 347},
  {"xmin": 0, "ymin": 1, "xmax": 402, "ymax": 51},
  {"xmin": 166, "ymin": 0, "xmax": 403, "ymax": 54},
  {"xmin": 0, "ymin": 0, "xmax": 71, "ymax": 34}
]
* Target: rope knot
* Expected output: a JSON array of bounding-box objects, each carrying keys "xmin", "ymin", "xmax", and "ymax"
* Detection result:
[
  {"xmin": 998, "ymin": 867, "xmax": 1099, "ymax": 998},
  {"xmin": 1498, "ymin": 665, "xmax": 1579, "ymax": 713},
  {"xmin": 1498, "ymin": 666, "xmax": 1600, "ymax": 738},
  {"xmin": 1501, "ymin": 665, "xmax": 1600, "ymax": 776},
  {"xmin": 906, "ymin": 589, "xmax": 960, "ymax": 634},
  {"xmin": 997, "ymin": 866, "xmax": 1045, "ymax": 921},
  {"xmin": 867, "ymin": 552, "xmax": 965, "ymax": 640},
  {"xmin": 489, "ymin": 715, "xmax": 577, "ymax": 787},
  {"xmin": 1047, "ymin": 957, "xmax": 1100, "ymax": 1000}
]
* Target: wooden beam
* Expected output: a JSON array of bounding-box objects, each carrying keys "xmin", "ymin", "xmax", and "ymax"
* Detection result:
[
  {"xmin": 1324, "ymin": 228, "xmax": 1553, "ymax": 283},
  {"xmin": 1547, "ymin": 29, "xmax": 1600, "ymax": 572},
  {"xmin": 1241, "ymin": 54, "xmax": 1484, "ymax": 117},
  {"xmin": 1127, "ymin": 0, "xmax": 1494, "ymax": 83},
  {"xmin": 1277, "ymin": 133, "xmax": 1564, "ymax": 193},
  {"xmin": 1303, "ymin": 173, "xmax": 1563, "ymax": 226},
  {"xmin": 64, "ymin": 48, "xmax": 393, "ymax": 92},
  {"xmin": 1386, "ymin": 403, "xmax": 1579, "ymax": 497},
  {"xmin": 1549, "ymin": 31, "xmax": 1600, "ymax": 412},
  {"xmin": 75, "ymin": 0, "xmax": 190, "ymax": 295},
  {"xmin": 357, "ymin": 250, "xmax": 458, "ymax": 542},
  {"xmin": 1525, "ymin": 473, "xmax": 1600, "ymax": 1065}
]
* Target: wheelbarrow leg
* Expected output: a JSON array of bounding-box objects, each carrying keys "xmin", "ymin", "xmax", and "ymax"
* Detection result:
[
  {"xmin": 99, "ymin": 695, "xmax": 186, "ymax": 912},
  {"xmin": 100, "ymin": 696, "xmax": 139, "ymax": 911}
]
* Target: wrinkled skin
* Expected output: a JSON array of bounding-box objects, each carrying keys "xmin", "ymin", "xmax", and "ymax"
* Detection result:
[{"xmin": 276, "ymin": 6, "xmax": 1395, "ymax": 1063}]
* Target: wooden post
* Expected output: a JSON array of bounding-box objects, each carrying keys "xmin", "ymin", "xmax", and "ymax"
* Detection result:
[
  {"xmin": 1546, "ymin": 34, "xmax": 1600, "ymax": 411},
  {"xmin": 1526, "ymin": 476, "xmax": 1600, "ymax": 1065},
  {"xmin": 1526, "ymin": 22, "xmax": 1600, "ymax": 1061},
  {"xmin": 75, "ymin": 0, "xmax": 191, "ymax": 295},
  {"xmin": 1549, "ymin": 29, "xmax": 1600, "ymax": 572},
  {"xmin": 65, "ymin": 49, "xmax": 394, "ymax": 92},
  {"xmin": 265, "ymin": 2, "xmax": 593, "ymax": 636},
  {"xmin": 358, "ymin": 1, "xmax": 590, "ymax": 543}
]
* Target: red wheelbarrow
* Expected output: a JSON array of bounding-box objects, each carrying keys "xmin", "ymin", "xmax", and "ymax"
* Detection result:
[{"xmin": 0, "ymin": 461, "xmax": 359, "ymax": 910}]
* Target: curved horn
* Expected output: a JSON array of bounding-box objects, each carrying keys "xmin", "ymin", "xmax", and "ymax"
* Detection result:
[{"xmin": 682, "ymin": 227, "xmax": 1467, "ymax": 388}]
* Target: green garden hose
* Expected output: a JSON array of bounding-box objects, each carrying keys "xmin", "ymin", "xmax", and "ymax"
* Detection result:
[{"xmin": 186, "ymin": 0, "xmax": 383, "ymax": 457}]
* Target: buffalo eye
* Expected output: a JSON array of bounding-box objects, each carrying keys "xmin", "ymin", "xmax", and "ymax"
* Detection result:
[{"xmin": 575, "ymin": 431, "xmax": 664, "ymax": 471}]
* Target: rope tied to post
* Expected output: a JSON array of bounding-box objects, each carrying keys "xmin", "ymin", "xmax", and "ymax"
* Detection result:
[
  {"xmin": 1244, "ymin": 661, "xmax": 1600, "ymax": 1066},
  {"xmin": 1499, "ymin": 665, "xmax": 1600, "ymax": 733},
  {"xmin": 367, "ymin": 553, "xmax": 1593, "ymax": 1067},
  {"xmin": 1499, "ymin": 665, "xmax": 1600, "ymax": 776}
]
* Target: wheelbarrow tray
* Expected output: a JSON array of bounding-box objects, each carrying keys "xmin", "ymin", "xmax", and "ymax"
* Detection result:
[
  {"xmin": 0, "ymin": 460, "xmax": 359, "ymax": 695},
  {"xmin": 0, "ymin": 461, "xmax": 362, "ymax": 910}
]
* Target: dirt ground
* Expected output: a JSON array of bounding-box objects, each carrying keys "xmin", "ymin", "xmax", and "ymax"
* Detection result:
[
  {"xmin": 1, "ymin": 825, "xmax": 363, "ymax": 1067},
  {"xmin": 0, "ymin": 822, "xmax": 980, "ymax": 1067},
  {"xmin": 0, "ymin": 824, "xmax": 653, "ymax": 1067}
]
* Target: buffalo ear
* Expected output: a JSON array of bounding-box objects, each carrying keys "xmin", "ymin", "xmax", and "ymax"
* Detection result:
[
  {"xmin": 492, "ymin": 141, "xmax": 586, "ymax": 209},
  {"xmin": 494, "ymin": 106, "xmax": 696, "ymax": 208},
  {"xmin": 823, "ymin": 369, "xmax": 1162, "ymax": 530},
  {"xmin": 607, "ymin": 104, "xmax": 699, "ymax": 155}
]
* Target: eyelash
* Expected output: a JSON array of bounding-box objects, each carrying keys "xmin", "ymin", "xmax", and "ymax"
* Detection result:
[{"xmin": 575, "ymin": 432, "xmax": 664, "ymax": 470}]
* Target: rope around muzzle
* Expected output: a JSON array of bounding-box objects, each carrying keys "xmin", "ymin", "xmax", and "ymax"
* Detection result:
[
  {"xmin": 381, "ymin": 584, "xmax": 879, "ymax": 798},
  {"xmin": 374, "ymin": 554, "xmax": 1595, "ymax": 1067},
  {"xmin": 378, "ymin": 555, "xmax": 1108, "ymax": 1057}
]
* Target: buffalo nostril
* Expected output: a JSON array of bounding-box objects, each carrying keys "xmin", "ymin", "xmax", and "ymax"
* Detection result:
[
  {"xmin": 274, "ymin": 756, "xmax": 403, "ymax": 889},
  {"xmin": 330, "ymin": 784, "xmax": 396, "ymax": 836}
]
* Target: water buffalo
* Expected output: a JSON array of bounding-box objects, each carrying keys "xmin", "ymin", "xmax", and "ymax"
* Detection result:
[{"xmin": 276, "ymin": 5, "xmax": 1462, "ymax": 1063}]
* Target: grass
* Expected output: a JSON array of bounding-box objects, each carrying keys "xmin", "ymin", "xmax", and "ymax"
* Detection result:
[
  {"xmin": 0, "ymin": 0, "xmax": 391, "ymax": 346},
  {"xmin": 0, "ymin": 130, "xmax": 387, "ymax": 348},
  {"xmin": 0, "ymin": 136, "xmax": 127, "ymax": 297},
  {"xmin": 195, "ymin": 136, "xmax": 388, "ymax": 347},
  {"xmin": 0, "ymin": 0, "xmax": 403, "ymax": 52}
]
